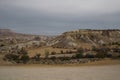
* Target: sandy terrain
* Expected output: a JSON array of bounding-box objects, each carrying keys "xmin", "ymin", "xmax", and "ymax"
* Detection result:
[{"xmin": 0, "ymin": 64, "xmax": 120, "ymax": 80}]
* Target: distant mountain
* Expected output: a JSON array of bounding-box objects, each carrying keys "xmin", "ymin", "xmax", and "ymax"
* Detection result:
[
  {"xmin": 0, "ymin": 28, "xmax": 53, "ymax": 39},
  {"xmin": 49, "ymin": 29, "xmax": 120, "ymax": 49},
  {"xmin": 0, "ymin": 29, "xmax": 38, "ymax": 38},
  {"xmin": 0, "ymin": 29, "xmax": 15, "ymax": 36}
]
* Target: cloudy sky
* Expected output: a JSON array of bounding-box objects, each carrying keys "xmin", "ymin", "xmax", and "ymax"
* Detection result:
[{"xmin": 0, "ymin": 0, "xmax": 120, "ymax": 35}]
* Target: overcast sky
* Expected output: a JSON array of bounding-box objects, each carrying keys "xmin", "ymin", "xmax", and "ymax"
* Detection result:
[{"xmin": 0, "ymin": 0, "xmax": 120, "ymax": 35}]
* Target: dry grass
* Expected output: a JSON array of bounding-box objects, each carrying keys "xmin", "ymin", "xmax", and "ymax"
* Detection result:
[
  {"xmin": 81, "ymin": 58, "xmax": 120, "ymax": 66},
  {"xmin": 1, "ymin": 58, "xmax": 120, "ymax": 67},
  {"xmin": 27, "ymin": 47, "xmax": 74, "ymax": 57}
]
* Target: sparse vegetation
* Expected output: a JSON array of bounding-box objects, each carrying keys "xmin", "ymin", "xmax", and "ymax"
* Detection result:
[
  {"xmin": 3, "ymin": 54, "xmax": 19, "ymax": 63},
  {"xmin": 1, "ymin": 29, "xmax": 120, "ymax": 64},
  {"xmin": 4, "ymin": 48, "xmax": 30, "ymax": 64},
  {"xmin": 20, "ymin": 54, "xmax": 30, "ymax": 64}
]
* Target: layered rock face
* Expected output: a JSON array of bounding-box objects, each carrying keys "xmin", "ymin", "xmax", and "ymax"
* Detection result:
[{"xmin": 49, "ymin": 29, "xmax": 120, "ymax": 49}]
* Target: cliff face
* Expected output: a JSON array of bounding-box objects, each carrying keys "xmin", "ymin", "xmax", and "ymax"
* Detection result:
[{"xmin": 49, "ymin": 29, "xmax": 120, "ymax": 49}]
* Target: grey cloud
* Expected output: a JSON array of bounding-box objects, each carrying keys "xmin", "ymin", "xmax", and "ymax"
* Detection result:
[
  {"xmin": 1, "ymin": 0, "xmax": 120, "ymax": 15},
  {"xmin": 0, "ymin": 0, "xmax": 120, "ymax": 35}
]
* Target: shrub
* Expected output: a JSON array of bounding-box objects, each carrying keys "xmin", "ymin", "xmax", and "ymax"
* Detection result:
[
  {"xmin": 20, "ymin": 54, "xmax": 30, "ymax": 64},
  {"xmin": 95, "ymin": 53, "xmax": 106, "ymax": 58},
  {"xmin": 75, "ymin": 53, "xmax": 83, "ymax": 59},
  {"xmin": 94, "ymin": 47, "xmax": 110, "ymax": 58},
  {"xmin": 4, "ymin": 48, "xmax": 30, "ymax": 64},
  {"xmin": 85, "ymin": 54, "xmax": 95, "ymax": 58},
  {"xmin": 50, "ymin": 56, "xmax": 57, "ymax": 61},
  {"xmin": 71, "ymin": 55, "xmax": 76, "ymax": 59},
  {"xmin": 0, "ymin": 44, "xmax": 5, "ymax": 47},
  {"xmin": 58, "ymin": 56, "xmax": 70, "ymax": 61},
  {"xmin": 4, "ymin": 54, "xmax": 19, "ymax": 63},
  {"xmin": 51, "ymin": 51, "xmax": 56, "ymax": 55},
  {"xmin": 34, "ymin": 53, "xmax": 41, "ymax": 61},
  {"xmin": 106, "ymin": 53, "xmax": 112, "ymax": 58},
  {"xmin": 92, "ymin": 46, "xmax": 97, "ymax": 51}
]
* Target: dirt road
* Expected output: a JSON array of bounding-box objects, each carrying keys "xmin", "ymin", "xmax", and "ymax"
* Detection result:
[{"xmin": 0, "ymin": 65, "xmax": 120, "ymax": 80}]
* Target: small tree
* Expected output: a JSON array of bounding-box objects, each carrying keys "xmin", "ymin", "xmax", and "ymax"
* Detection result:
[
  {"xmin": 34, "ymin": 53, "xmax": 41, "ymax": 61},
  {"xmin": 60, "ymin": 50, "xmax": 64, "ymax": 54},
  {"xmin": 45, "ymin": 50, "xmax": 49, "ymax": 58},
  {"xmin": 19, "ymin": 48, "xmax": 30, "ymax": 64}
]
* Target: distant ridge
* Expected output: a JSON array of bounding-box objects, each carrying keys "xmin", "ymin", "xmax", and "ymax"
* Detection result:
[
  {"xmin": 49, "ymin": 29, "xmax": 120, "ymax": 49},
  {"xmin": 0, "ymin": 28, "xmax": 120, "ymax": 49},
  {"xmin": 0, "ymin": 28, "xmax": 38, "ymax": 37}
]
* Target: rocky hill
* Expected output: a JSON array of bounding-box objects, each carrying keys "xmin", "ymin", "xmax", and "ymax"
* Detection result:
[
  {"xmin": 1, "ymin": 29, "xmax": 120, "ymax": 49},
  {"xmin": 0, "ymin": 29, "xmax": 120, "ymax": 64},
  {"xmin": 49, "ymin": 29, "xmax": 120, "ymax": 49},
  {"xmin": 0, "ymin": 29, "xmax": 53, "ymax": 48}
]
